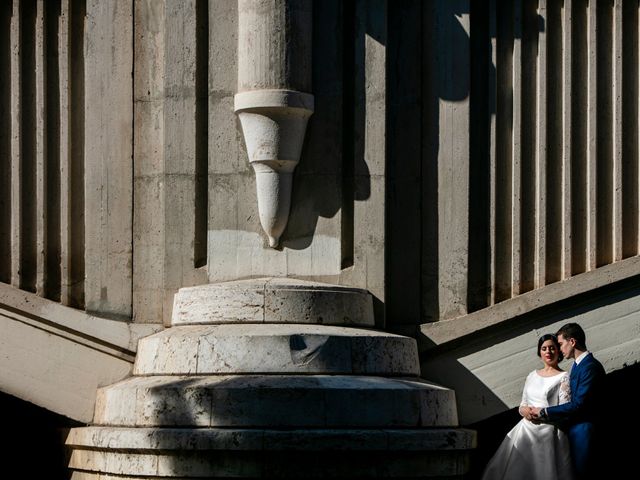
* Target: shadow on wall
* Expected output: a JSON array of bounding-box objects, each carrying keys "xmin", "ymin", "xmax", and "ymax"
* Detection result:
[
  {"xmin": 385, "ymin": 0, "xmax": 474, "ymax": 327},
  {"xmin": 288, "ymin": 0, "xmax": 481, "ymax": 326},
  {"xmin": 0, "ymin": 391, "xmax": 81, "ymax": 480},
  {"xmin": 385, "ymin": 1, "xmax": 548, "ymax": 327},
  {"xmin": 283, "ymin": 0, "xmax": 372, "ymax": 254},
  {"xmin": 281, "ymin": 1, "xmax": 548, "ymax": 330}
]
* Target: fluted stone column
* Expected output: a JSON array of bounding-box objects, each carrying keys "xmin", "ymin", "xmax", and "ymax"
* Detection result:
[
  {"xmin": 64, "ymin": 3, "xmax": 475, "ymax": 477},
  {"xmin": 235, "ymin": 0, "xmax": 314, "ymax": 247}
]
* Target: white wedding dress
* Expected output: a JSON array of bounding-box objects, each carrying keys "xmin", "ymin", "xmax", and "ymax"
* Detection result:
[{"xmin": 481, "ymin": 370, "xmax": 574, "ymax": 480}]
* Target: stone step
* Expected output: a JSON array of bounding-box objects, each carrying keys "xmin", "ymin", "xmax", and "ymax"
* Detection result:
[
  {"xmin": 94, "ymin": 375, "xmax": 458, "ymax": 428},
  {"xmin": 134, "ymin": 324, "xmax": 419, "ymax": 376},
  {"xmin": 67, "ymin": 426, "xmax": 476, "ymax": 479},
  {"xmin": 171, "ymin": 278, "xmax": 374, "ymax": 326}
]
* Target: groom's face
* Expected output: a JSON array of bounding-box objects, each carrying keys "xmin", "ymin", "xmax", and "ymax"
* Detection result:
[{"xmin": 557, "ymin": 334, "xmax": 575, "ymax": 359}]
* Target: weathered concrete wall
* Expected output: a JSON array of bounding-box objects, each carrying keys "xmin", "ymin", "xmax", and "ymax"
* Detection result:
[
  {"xmin": 386, "ymin": 0, "xmax": 471, "ymax": 326},
  {"xmin": 133, "ymin": 0, "xmax": 209, "ymax": 325},
  {"xmin": 162, "ymin": 0, "xmax": 209, "ymax": 323},
  {"xmin": 2, "ymin": 0, "xmax": 640, "ymax": 331},
  {"xmin": 84, "ymin": 0, "xmax": 133, "ymax": 320},
  {"xmin": 0, "ymin": 4, "xmax": 639, "ymax": 464},
  {"xmin": 133, "ymin": 0, "xmax": 166, "ymax": 324}
]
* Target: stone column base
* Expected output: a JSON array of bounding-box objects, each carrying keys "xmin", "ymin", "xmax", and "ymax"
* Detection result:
[{"xmin": 67, "ymin": 278, "xmax": 476, "ymax": 478}]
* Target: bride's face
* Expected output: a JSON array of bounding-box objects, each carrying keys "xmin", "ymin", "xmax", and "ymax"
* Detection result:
[{"xmin": 540, "ymin": 339, "xmax": 560, "ymax": 367}]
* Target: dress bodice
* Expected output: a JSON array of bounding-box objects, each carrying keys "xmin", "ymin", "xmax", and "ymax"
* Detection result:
[{"xmin": 521, "ymin": 370, "xmax": 570, "ymax": 408}]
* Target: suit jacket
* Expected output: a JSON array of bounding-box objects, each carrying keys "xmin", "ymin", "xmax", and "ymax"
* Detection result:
[
  {"xmin": 546, "ymin": 352, "xmax": 605, "ymax": 477},
  {"xmin": 546, "ymin": 353, "xmax": 605, "ymax": 426}
]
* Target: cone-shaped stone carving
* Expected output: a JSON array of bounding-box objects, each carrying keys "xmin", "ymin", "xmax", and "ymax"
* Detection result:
[
  {"xmin": 254, "ymin": 163, "xmax": 294, "ymax": 248},
  {"xmin": 235, "ymin": 90, "xmax": 314, "ymax": 247}
]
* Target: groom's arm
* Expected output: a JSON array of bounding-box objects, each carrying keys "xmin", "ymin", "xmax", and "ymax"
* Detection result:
[{"xmin": 544, "ymin": 364, "xmax": 602, "ymax": 423}]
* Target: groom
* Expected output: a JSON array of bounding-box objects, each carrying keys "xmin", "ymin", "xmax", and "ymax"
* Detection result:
[{"xmin": 531, "ymin": 323, "xmax": 605, "ymax": 479}]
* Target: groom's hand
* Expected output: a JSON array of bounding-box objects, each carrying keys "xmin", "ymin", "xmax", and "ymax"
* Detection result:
[{"xmin": 529, "ymin": 407, "xmax": 542, "ymax": 423}]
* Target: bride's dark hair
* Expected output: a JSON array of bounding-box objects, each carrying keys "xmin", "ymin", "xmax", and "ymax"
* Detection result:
[{"xmin": 537, "ymin": 333, "xmax": 564, "ymax": 362}]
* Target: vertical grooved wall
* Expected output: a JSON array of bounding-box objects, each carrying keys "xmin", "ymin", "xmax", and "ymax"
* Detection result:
[{"xmin": 2, "ymin": 1, "xmax": 640, "ymax": 325}]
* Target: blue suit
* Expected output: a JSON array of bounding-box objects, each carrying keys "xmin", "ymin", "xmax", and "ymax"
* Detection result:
[{"xmin": 546, "ymin": 353, "xmax": 605, "ymax": 479}]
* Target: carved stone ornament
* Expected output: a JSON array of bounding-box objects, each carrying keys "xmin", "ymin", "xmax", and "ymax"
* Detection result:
[{"xmin": 235, "ymin": 89, "xmax": 314, "ymax": 247}]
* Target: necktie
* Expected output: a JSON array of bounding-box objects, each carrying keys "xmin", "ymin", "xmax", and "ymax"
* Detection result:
[{"xmin": 570, "ymin": 360, "xmax": 578, "ymax": 378}]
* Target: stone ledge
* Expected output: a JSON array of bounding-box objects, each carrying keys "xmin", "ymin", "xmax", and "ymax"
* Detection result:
[
  {"xmin": 0, "ymin": 282, "xmax": 162, "ymax": 358},
  {"xmin": 0, "ymin": 283, "xmax": 164, "ymax": 356},
  {"xmin": 69, "ymin": 448, "xmax": 472, "ymax": 479},
  {"xmin": 94, "ymin": 374, "xmax": 458, "ymax": 427},
  {"xmin": 67, "ymin": 427, "xmax": 475, "ymax": 478},
  {"xmin": 67, "ymin": 426, "xmax": 477, "ymax": 451},
  {"xmin": 420, "ymin": 256, "xmax": 640, "ymax": 349},
  {"xmin": 134, "ymin": 324, "xmax": 419, "ymax": 376},
  {"xmin": 172, "ymin": 277, "xmax": 374, "ymax": 326}
]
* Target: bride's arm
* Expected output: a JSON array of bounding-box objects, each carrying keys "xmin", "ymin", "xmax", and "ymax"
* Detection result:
[
  {"xmin": 519, "ymin": 372, "xmax": 533, "ymax": 419},
  {"xmin": 558, "ymin": 373, "xmax": 571, "ymax": 405}
]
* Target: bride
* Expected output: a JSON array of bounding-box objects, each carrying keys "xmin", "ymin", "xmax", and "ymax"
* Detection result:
[{"xmin": 481, "ymin": 334, "xmax": 574, "ymax": 480}]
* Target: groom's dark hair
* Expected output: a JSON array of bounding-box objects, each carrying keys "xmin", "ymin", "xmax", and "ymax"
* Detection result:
[{"xmin": 556, "ymin": 323, "xmax": 587, "ymax": 350}]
